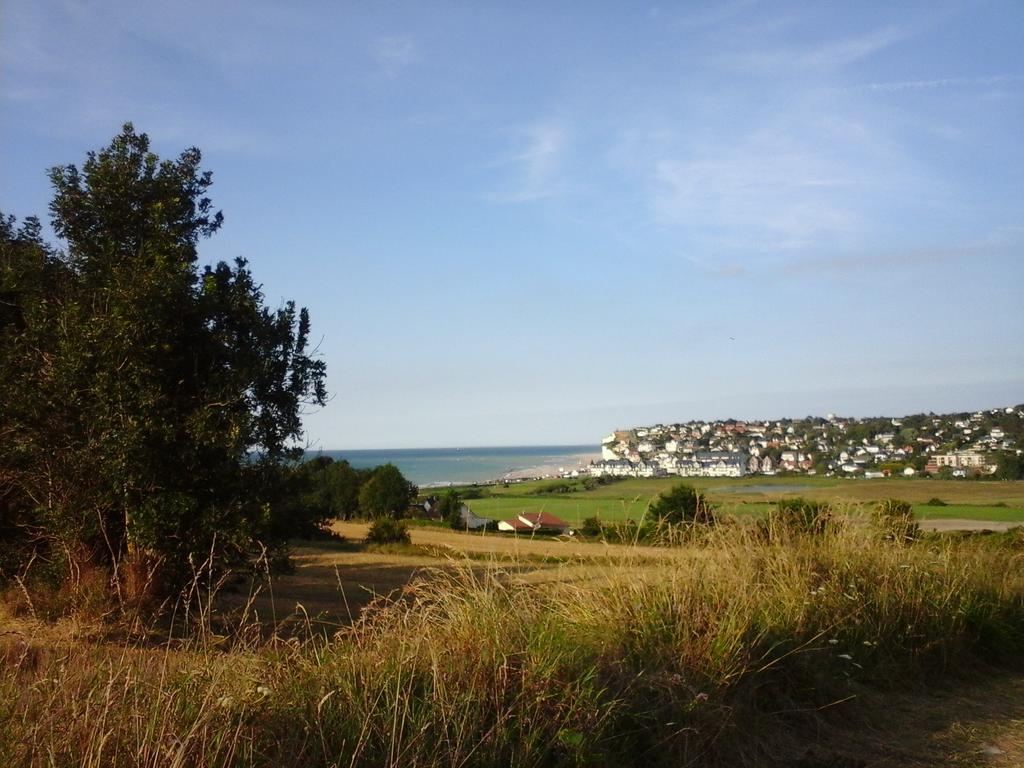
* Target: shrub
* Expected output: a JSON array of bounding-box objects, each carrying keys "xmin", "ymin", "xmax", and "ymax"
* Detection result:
[
  {"xmin": 649, "ymin": 483, "xmax": 715, "ymax": 525},
  {"xmin": 364, "ymin": 518, "xmax": 411, "ymax": 545},
  {"xmin": 873, "ymin": 498, "xmax": 920, "ymax": 544},
  {"xmin": 533, "ymin": 482, "xmax": 574, "ymax": 495},
  {"xmin": 579, "ymin": 516, "xmax": 603, "ymax": 537},
  {"xmin": 771, "ymin": 497, "xmax": 831, "ymax": 536},
  {"xmin": 580, "ymin": 476, "xmax": 623, "ymax": 491},
  {"xmin": 924, "ymin": 497, "xmax": 947, "ymax": 507}
]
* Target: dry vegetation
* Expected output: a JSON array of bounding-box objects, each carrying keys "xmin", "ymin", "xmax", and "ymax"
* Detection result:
[{"xmin": 2, "ymin": 515, "xmax": 1024, "ymax": 767}]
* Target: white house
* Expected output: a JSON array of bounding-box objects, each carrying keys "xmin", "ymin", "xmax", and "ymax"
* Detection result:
[{"xmin": 457, "ymin": 505, "xmax": 494, "ymax": 531}]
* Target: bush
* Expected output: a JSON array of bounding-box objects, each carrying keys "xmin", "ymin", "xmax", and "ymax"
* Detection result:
[
  {"xmin": 365, "ymin": 518, "xmax": 411, "ymax": 545},
  {"xmin": 924, "ymin": 497, "xmax": 947, "ymax": 507},
  {"xmin": 579, "ymin": 516, "xmax": 603, "ymax": 537},
  {"xmin": 649, "ymin": 483, "xmax": 715, "ymax": 525},
  {"xmin": 533, "ymin": 482, "xmax": 575, "ymax": 495},
  {"xmin": 873, "ymin": 498, "xmax": 920, "ymax": 544},
  {"xmin": 771, "ymin": 497, "xmax": 831, "ymax": 536}
]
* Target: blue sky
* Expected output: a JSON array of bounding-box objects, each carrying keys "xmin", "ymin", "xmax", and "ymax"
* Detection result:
[{"xmin": 2, "ymin": 1, "xmax": 1022, "ymax": 448}]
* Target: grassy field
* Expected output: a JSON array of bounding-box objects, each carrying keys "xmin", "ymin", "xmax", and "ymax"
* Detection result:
[
  {"xmin": 3, "ymin": 479, "xmax": 1023, "ymax": 767},
  {"xmin": 459, "ymin": 476, "xmax": 1024, "ymax": 526},
  {"xmin": 3, "ymin": 520, "xmax": 1024, "ymax": 767}
]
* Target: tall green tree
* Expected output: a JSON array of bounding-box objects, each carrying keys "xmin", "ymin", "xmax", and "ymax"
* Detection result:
[
  {"xmin": 358, "ymin": 464, "xmax": 417, "ymax": 518},
  {"xmin": 0, "ymin": 124, "xmax": 327, "ymax": 596},
  {"xmin": 438, "ymin": 490, "xmax": 464, "ymax": 529}
]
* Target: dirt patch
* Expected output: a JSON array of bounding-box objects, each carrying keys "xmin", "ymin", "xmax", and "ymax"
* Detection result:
[
  {"xmin": 835, "ymin": 671, "xmax": 1024, "ymax": 767},
  {"xmin": 920, "ymin": 519, "xmax": 1019, "ymax": 532},
  {"xmin": 215, "ymin": 541, "xmax": 443, "ymax": 632}
]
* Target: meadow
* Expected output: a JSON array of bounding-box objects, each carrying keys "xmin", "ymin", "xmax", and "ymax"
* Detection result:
[
  {"xmin": 459, "ymin": 476, "xmax": 1024, "ymax": 527},
  {"xmin": 3, "ymin": 507, "xmax": 1024, "ymax": 767}
]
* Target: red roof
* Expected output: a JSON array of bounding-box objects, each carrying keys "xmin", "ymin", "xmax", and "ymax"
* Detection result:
[
  {"xmin": 500, "ymin": 518, "xmax": 533, "ymax": 531},
  {"xmin": 520, "ymin": 512, "xmax": 570, "ymax": 529}
]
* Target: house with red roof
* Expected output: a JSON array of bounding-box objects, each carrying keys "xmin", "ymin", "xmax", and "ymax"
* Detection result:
[{"xmin": 497, "ymin": 511, "xmax": 572, "ymax": 535}]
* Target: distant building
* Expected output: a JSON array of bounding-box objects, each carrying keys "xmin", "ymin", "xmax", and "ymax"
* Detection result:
[
  {"xmin": 931, "ymin": 451, "xmax": 987, "ymax": 469},
  {"xmin": 498, "ymin": 512, "xmax": 571, "ymax": 535},
  {"xmin": 456, "ymin": 505, "xmax": 494, "ymax": 530}
]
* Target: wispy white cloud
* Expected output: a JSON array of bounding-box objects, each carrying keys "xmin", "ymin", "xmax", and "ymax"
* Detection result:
[
  {"xmin": 650, "ymin": 135, "xmax": 860, "ymax": 251},
  {"xmin": 863, "ymin": 74, "xmax": 1024, "ymax": 92},
  {"xmin": 372, "ymin": 36, "xmax": 419, "ymax": 78},
  {"xmin": 721, "ymin": 25, "xmax": 906, "ymax": 73},
  {"xmin": 490, "ymin": 121, "xmax": 570, "ymax": 203},
  {"xmin": 615, "ymin": 79, "xmax": 959, "ymax": 265}
]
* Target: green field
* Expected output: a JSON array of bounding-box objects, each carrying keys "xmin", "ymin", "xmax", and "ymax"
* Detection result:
[{"xmin": 458, "ymin": 476, "xmax": 1024, "ymax": 526}]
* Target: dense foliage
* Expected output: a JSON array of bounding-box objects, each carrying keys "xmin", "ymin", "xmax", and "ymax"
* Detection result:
[
  {"xmin": 437, "ymin": 490, "xmax": 464, "ymax": 529},
  {"xmin": 994, "ymin": 451, "xmax": 1024, "ymax": 480},
  {"xmin": 364, "ymin": 517, "xmax": 412, "ymax": 545},
  {"xmin": 770, "ymin": 497, "xmax": 832, "ymax": 536},
  {"xmin": 288, "ymin": 457, "xmax": 369, "ymax": 528},
  {"xmin": 357, "ymin": 463, "xmax": 418, "ymax": 518},
  {"xmin": 649, "ymin": 483, "xmax": 715, "ymax": 525},
  {"xmin": 0, "ymin": 125, "xmax": 327, "ymax": 597}
]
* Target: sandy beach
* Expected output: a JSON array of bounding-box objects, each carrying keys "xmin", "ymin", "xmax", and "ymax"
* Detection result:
[{"xmin": 499, "ymin": 452, "xmax": 601, "ymax": 482}]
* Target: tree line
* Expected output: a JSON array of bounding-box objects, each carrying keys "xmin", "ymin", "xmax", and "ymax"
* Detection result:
[{"xmin": 287, "ymin": 457, "xmax": 418, "ymax": 531}]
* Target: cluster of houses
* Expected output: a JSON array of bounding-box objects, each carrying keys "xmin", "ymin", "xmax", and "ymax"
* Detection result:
[
  {"xmin": 588, "ymin": 405, "xmax": 1022, "ymax": 479},
  {"xmin": 590, "ymin": 451, "xmax": 748, "ymax": 478}
]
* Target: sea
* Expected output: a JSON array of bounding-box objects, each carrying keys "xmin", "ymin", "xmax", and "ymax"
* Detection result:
[{"xmin": 305, "ymin": 445, "xmax": 597, "ymax": 488}]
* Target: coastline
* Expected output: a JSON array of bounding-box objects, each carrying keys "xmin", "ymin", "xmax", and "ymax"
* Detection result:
[
  {"xmin": 498, "ymin": 451, "xmax": 601, "ymax": 482},
  {"xmin": 419, "ymin": 451, "xmax": 602, "ymax": 488},
  {"xmin": 319, "ymin": 445, "xmax": 600, "ymax": 488}
]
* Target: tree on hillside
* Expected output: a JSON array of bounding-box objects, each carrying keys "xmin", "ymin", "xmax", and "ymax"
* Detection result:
[
  {"xmin": 437, "ymin": 490, "xmax": 464, "ymax": 529},
  {"xmin": 0, "ymin": 124, "xmax": 327, "ymax": 597},
  {"xmin": 358, "ymin": 464, "xmax": 417, "ymax": 518},
  {"xmin": 649, "ymin": 483, "xmax": 715, "ymax": 525},
  {"xmin": 994, "ymin": 452, "xmax": 1024, "ymax": 481}
]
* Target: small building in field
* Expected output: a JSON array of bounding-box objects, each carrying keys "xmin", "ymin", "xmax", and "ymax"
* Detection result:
[
  {"xmin": 456, "ymin": 505, "xmax": 494, "ymax": 531},
  {"xmin": 497, "ymin": 517, "xmax": 534, "ymax": 533},
  {"xmin": 498, "ymin": 512, "xmax": 572, "ymax": 535}
]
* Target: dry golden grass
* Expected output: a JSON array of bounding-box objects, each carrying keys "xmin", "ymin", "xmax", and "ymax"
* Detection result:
[{"xmin": 3, "ymin": 517, "xmax": 1024, "ymax": 767}]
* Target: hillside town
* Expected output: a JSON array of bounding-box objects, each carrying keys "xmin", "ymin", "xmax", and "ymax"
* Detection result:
[{"xmin": 589, "ymin": 404, "xmax": 1024, "ymax": 480}]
